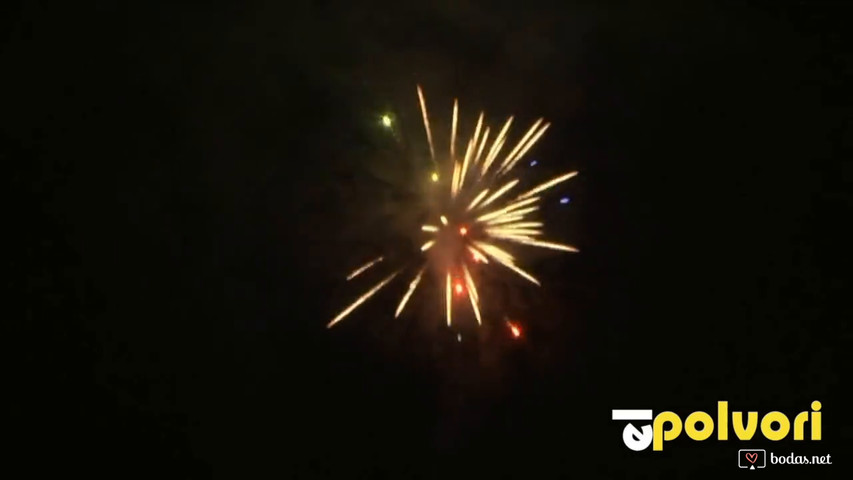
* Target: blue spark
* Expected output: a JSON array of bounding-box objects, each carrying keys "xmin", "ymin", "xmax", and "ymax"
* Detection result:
[
  {"xmin": 560, "ymin": 197, "xmax": 570, "ymax": 204},
  {"xmin": 529, "ymin": 160, "xmax": 538, "ymax": 166}
]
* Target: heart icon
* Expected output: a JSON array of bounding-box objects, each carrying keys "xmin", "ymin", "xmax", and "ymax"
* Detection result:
[{"xmin": 745, "ymin": 452, "xmax": 758, "ymax": 464}]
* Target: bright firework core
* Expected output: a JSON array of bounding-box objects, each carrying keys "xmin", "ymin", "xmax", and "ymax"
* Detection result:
[
  {"xmin": 327, "ymin": 85, "xmax": 579, "ymax": 331},
  {"xmin": 427, "ymin": 218, "xmax": 475, "ymax": 273}
]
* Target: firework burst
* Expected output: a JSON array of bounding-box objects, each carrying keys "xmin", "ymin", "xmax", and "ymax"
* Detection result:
[{"xmin": 328, "ymin": 85, "xmax": 578, "ymax": 332}]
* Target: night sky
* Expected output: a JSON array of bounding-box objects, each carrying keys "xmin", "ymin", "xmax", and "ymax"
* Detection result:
[{"xmin": 9, "ymin": 1, "xmax": 849, "ymax": 478}]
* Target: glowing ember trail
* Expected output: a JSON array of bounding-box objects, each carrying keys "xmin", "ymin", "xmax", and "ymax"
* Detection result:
[
  {"xmin": 508, "ymin": 320, "xmax": 522, "ymax": 338},
  {"xmin": 346, "ymin": 256, "xmax": 384, "ymax": 281},
  {"xmin": 327, "ymin": 271, "xmax": 400, "ymax": 328},
  {"xmin": 395, "ymin": 267, "xmax": 425, "ymax": 318}
]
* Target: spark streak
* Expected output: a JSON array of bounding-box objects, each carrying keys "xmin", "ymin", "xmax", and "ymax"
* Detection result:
[
  {"xmin": 328, "ymin": 271, "xmax": 400, "ymax": 328},
  {"xmin": 346, "ymin": 256, "xmax": 384, "ymax": 281},
  {"xmin": 460, "ymin": 113, "xmax": 484, "ymax": 191},
  {"xmin": 474, "ymin": 127, "xmax": 490, "ymax": 168},
  {"xmin": 478, "ymin": 179, "xmax": 519, "ymax": 210},
  {"xmin": 501, "ymin": 122, "xmax": 551, "ymax": 175},
  {"xmin": 395, "ymin": 267, "xmax": 425, "ymax": 318},
  {"xmin": 497, "ymin": 221, "xmax": 543, "ymax": 229},
  {"xmin": 516, "ymin": 171, "xmax": 579, "ymax": 200},
  {"xmin": 482, "ymin": 117, "xmax": 513, "ymax": 175},
  {"xmin": 467, "ymin": 245, "xmax": 490, "ymax": 263},
  {"xmin": 497, "ymin": 118, "xmax": 543, "ymax": 174},
  {"xmin": 417, "ymin": 85, "xmax": 435, "ymax": 162},
  {"xmin": 451, "ymin": 160, "xmax": 462, "ymax": 197},
  {"xmin": 462, "ymin": 264, "xmax": 482, "ymax": 325},
  {"xmin": 477, "ymin": 244, "xmax": 540, "ymax": 286},
  {"xmin": 513, "ymin": 239, "xmax": 580, "ymax": 252},
  {"xmin": 484, "ymin": 205, "xmax": 539, "ymax": 223},
  {"xmin": 476, "ymin": 196, "xmax": 539, "ymax": 222},
  {"xmin": 484, "ymin": 214, "xmax": 526, "ymax": 226},
  {"xmin": 450, "ymin": 99, "xmax": 458, "ymax": 159},
  {"xmin": 486, "ymin": 228, "xmax": 543, "ymax": 237},
  {"xmin": 467, "ymin": 189, "xmax": 490, "ymax": 211}
]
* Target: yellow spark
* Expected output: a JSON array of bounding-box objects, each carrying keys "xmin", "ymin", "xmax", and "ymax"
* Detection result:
[
  {"xmin": 497, "ymin": 118, "xmax": 543, "ymax": 174},
  {"xmin": 467, "ymin": 189, "xmax": 490, "ymax": 211},
  {"xmin": 485, "ymin": 225, "xmax": 541, "ymax": 233},
  {"xmin": 500, "ymin": 232, "xmax": 544, "ymax": 239},
  {"xmin": 467, "ymin": 245, "xmax": 490, "ymax": 263},
  {"xmin": 474, "ymin": 241, "xmax": 516, "ymax": 262},
  {"xmin": 459, "ymin": 114, "xmax": 483, "ymax": 191},
  {"xmin": 395, "ymin": 267, "xmax": 425, "ymax": 318},
  {"xmin": 450, "ymin": 99, "xmax": 458, "ymax": 159},
  {"xmin": 482, "ymin": 116, "xmax": 513, "ymax": 175},
  {"xmin": 500, "ymin": 122, "xmax": 551, "ymax": 175},
  {"xmin": 381, "ymin": 114, "xmax": 392, "ymax": 127},
  {"xmin": 460, "ymin": 136, "xmax": 475, "ymax": 187},
  {"xmin": 345, "ymin": 256, "xmax": 384, "ymax": 281},
  {"xmin": 484, "ymin": 214, "xmax": 526, "ymax": 226},
  {"xmin": 516, "ymin": 171, "xmax": 579, "ymax": 200},
  {"xmin": 490, "ymin": 234, "xmax": 536, "ymax": 242},
  {"xmin": 471, "ymin": 112, "xmax": 484, "ymax": 150},
  {"xmin": 451, "ymin": 160, "xmax": 462, "ymax": 197},
  {"xmin": 478, "ymin": 179, "xmax": 519, "ymax": 210},
  {"xmin": 477, "ymin": 196, "xmax": 539, "ymax": 222},
  {"xmin": 461, "ymin": 265, "xmax": 479, "ymax": 303},
  {"xmin": 431, "ymin": 172, "xmax": 439, "ymax": 182},
  {"xmin": 474, "ymin": 127, "xmax": 490, "ymax": 170},
  {"xmin": 421, "ymin": 225, "xmax": 439, "ymax": 232},
  {"xmin": 514, "ymin": 239, "xmax": 580, "ymax": 252},
  {"xmin": 476, "ymin": 242, "xmax": 540, "ymax": 285},
  {"xmin": 462, "ymin": 265, "xmax": 482, "ymax": 325},
  {"xmin": 421, "ymin": 240, "xmax": 435, "ymax": 251},
  {"xmin": 445, "ymin": 272, "xmax": 452, "ymax": 326},
  {"xmin": 481, "ymin": 137, "xmax": 506, "ymax": 177},
  {"xmin": 440, "ymin": 215, "xmax": 448, "ymax": 226},
  {"xmin": 416, "ymin": 85, "xmax": 435, "ymax": 162},
  {"xmin": 486, "ymin": 228, "xmax": 542, "ymax": 236},
  {"xmin": 485, "ymin": 222, "xmax": 542, "ymax": 233},
  {"xmin": 496, "ymin": 221, "xmax": 543, "ymax": 229},
  {"xmin": 483, "ymin": 205, "xmax": 539, "ymax": 223},
  {"xmin": 496, "ymin": 260, "xmax": 541, "ymax": 286},
  {"xmin": 328, "ymin": 271, "xmax": 400, "ymax": 328}
]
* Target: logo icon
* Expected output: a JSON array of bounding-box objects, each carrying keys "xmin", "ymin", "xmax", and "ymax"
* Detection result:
[
  {"xmin": 612, "ymin": 409, "xmax": 654, "ymax": 451},
  {"xmin": 739, "ymin": 449, "xmax": 766, "ymax": 469}
]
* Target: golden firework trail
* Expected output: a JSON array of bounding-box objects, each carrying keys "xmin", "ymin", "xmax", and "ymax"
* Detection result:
[
  {"xmin": 345, "ymin": 256, "xmax": 384, "ymax": 281},
  {"xmin": 328, "ymin": 86, "xmax": 579, "ymax": 331}
]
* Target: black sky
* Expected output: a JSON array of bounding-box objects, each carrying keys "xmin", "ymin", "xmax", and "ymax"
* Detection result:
[{"xmin": 8, "ymin": 1, "xmax": 850, "ymax": 478}]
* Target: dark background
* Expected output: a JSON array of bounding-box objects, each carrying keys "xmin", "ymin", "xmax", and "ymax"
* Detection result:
[{"xmin": 7, "ymin": 1, "xmax": 849, "ymax": 477}]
